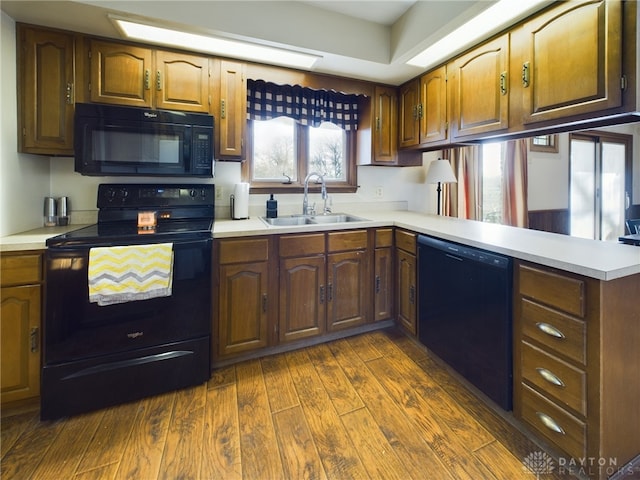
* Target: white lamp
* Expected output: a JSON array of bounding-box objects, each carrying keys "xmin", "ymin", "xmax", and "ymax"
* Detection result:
[{"xmin": 425, "ymin": 159, "xmax": 457, "ymax": 215}]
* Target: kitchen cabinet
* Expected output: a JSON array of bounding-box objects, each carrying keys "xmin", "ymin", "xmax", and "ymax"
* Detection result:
[
  {"xmin": 213, "ymin": 59, "xmax": 246, "ymax": 159},
  {"xmin": 514, "ymin": 262, "xmax": 640, "ymax": 476},
  {"xmin": 279, "ymin": 233, "xmax": 326, "ymax": 342},
  {"xmin": 448, "ymin": 34, "xmax": 510, "ymax": 140},
  {"xmin": 1, "ymin": 252, "xmax": 42, "ymax": 405},
  {"xmin": 373, "ymin": 228, "xmax": 394, "ymax": 322},
  {"xmin": 17, "ymin": 24, "xmax": 76, "ymax": 155},
  {"xmin": 215, "ymin": 237, "xmax": 273, "ymax": 358},
  {"xmin": 88, "ymin": 39, "xmax": 210, "ymax": 112},
  {"xmin": 326, "ymin": 230, "xmax": 369, "ymax": 331},
  {"xmin": 398, "ymin": 65, "xmax": 449, "ymax": 149},
  {"xmin": 518, "ymin": 0, "xmax": 623, "ymax": 125},
  {"xmin": 395, "ymin": 229, "xmax": 417, "ymax": 335}
]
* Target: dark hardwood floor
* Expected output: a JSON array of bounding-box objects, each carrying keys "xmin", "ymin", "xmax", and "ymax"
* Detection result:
[{"xmin": 1, "ymin": 328, "xmax": 574, "ymax": 479}]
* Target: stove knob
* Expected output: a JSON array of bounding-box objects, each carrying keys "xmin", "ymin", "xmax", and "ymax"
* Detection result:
[{"xmin": 189, "ymin": 189, "xmax": 197, "ymax": 199}]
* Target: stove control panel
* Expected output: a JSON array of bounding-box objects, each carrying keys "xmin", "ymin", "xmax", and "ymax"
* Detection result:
[{"xmin": 98, "ymin": 183, "xmax": 214, "ymax": 208}]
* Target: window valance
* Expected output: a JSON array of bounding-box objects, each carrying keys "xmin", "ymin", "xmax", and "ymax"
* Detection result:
[{"xmin": 247, "ymin": 79, "xmax": 361, "ymax": 131}]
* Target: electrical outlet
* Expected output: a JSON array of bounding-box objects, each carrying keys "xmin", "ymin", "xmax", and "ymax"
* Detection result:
[
  {"xmin": 215, "ymin": 186, "xmax": 223, "ymax": 200},
  {"xmin": 375, "ymin": 186, "xmax": 384, "ymax": 198}
]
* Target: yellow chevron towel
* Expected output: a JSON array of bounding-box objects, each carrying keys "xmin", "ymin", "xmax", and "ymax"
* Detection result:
[{"xmin": 88, "ymin": 243, "xmax": 174, "ymax": 306}]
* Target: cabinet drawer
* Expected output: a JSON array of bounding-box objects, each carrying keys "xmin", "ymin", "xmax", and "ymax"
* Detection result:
[
  {"xmin": 375, "ymin": 228, "xmax": 393, "ymax": 248},
  {"xmin": 395, "ymin": 229, "xmax": 416, "ymax": 254},
  {"xmin": 280, "ymin": 233, "xmax": 325, "ymax": 257},
  {"xmin": 519, "ymin": 264, "xmax": 585, "ymax": 317},
  {"xmin": 327, "ymin": 230, "xmax": 367, "ymax": 252},
  {"xmin": 521, "ymin": 298, "xmax": 586, "ymax": 365},
  {"xmin": 521, "ymin": 383, "xmax": 586, "ymax": 460},
  {"xmin": 218, "ymin": 238, "xmax": 269, "ymax": 264},
  {"xmin": 0, "ymin": 254, "xmax": 42, "ymax": 286},
  {"xmin": 521, "ymin": 341, "xmax": 586, "ymax": 416}
]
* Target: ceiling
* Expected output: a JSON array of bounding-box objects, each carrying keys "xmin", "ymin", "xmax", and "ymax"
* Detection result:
[{"xmin": 1, "ymin": 0, "xmax": 528, "ymax": 85}]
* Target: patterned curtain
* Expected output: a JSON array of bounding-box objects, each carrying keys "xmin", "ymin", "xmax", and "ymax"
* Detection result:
[
  {"xmin": 443, "ymin": 146, "xmax": 481, "ymax": 220},
  {"xmin": 502, "ymin": 139, "xmax": 529, "ymax": 227},
  {"xmin": 247, "ymin": 79, "xmax": 361, "ymax": 131}
]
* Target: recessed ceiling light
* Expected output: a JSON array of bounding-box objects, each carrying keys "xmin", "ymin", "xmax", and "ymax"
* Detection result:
[
  {"xmin": 406, "ymin": 0, "xmax": 549, "ymax": 69},
  {"xmin": 110, "ymin": 16, "xmax": 321, "ymax": 70}
]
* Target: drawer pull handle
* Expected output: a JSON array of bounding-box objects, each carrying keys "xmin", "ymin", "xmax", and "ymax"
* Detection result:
[
  {"xmin": 536, "ymin": 411, "xmax": 565, "ymax": 435},
  {"xmin": 536, "ymin": 322, "xmax": 565, "ymax": 339},
  {"xmin": 536, "ymin": 367, "xmax": 565, "ymax": 387}
]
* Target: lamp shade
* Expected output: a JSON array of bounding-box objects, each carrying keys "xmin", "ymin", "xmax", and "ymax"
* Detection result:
[{"xmin": 425, "ymin": 159, "xmax": 457, "ymax": 184}]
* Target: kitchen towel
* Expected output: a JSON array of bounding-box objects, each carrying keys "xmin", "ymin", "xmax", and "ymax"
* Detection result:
[{"xmin": 88, "ymin": 243, "xmax": 174, "ymax": 306}]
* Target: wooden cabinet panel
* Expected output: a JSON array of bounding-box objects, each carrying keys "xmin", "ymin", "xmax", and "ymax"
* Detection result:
[
  {"xmin": 373, "ymin": 85, "xmax": 398, "ymax": 163},
  {"xmin": 327, "ymin": 250, "xmax": 368, "ymax": 332},
  {"xmin": 374, "ymin": 228, "xmax": 393, "ymax": 248},
  {"xmin": 398, "ymin": 80, "xmax": 420, "ymax": 148},
  {"xmin": 155, "ymin": 51, "xmax": 210, "ymax": 113},
  {"xmin": 327, "ymin": 230, "xmax": 367, "ymax": 252},
  {"xmin": 18, "ymin": 25, "xmax": 75, "ymax": 155},
  {"xmin": 279, "ymin": 233, "xmax": 325, "ymax": 257},
  {"xmin": 374, "ymin": 246, "xmax": 393, "ymax": 322},
  {"xmin": 395, "ymin": 229, "xmax": 416, "ymax": 255},
  {"xmin": 419, "ymin": 65, "xmax": 448, "ymax": 145},
  {"xmin": 215, "ymin": 59, "xmax": 246, "ymax": 159},
  {"xmin": 521, "ymin": 298, "xmax": 586, "ymax": 365},
  {"xmin": 1, "ymin": 285, "xmax": 41, "ymax": 404},
  {"xmin": 521, "ymin": 341, "xmax": 587, "ymax": 416},
  {"xmin": 520, "ymin": 383, "xmax": 587, "ymax": 460},
  {"xmin": 90, "ymin": 40, "xmax": 152, "ymax": 107},
  {"xmin": 279, "ymin": 256, "xmax": 326, "ymax": 342},
  {"xmin": 219, "ymin": 238, "xmax": 269, "ymax": 264},
  {"xmin": 1, "ymin": 254, "xmax": 42, "ymax": 286},
  {"xmin": 218, "ymin": 262, "xmax": 269, "ymax": 356},
  {"xmin": 396, "ymin": 249, "xmax": 416, "ymax": 335},
  {"xmin": 520, "ymin": 0, "xmax": 622, "ymax": 124},
  {"xmin": 519, "ymin": 264, "xmax": 585, "ymax": 317},
  {"xmin": 449, "ymin": 34, "xmax": 510, "ymax": 139}
]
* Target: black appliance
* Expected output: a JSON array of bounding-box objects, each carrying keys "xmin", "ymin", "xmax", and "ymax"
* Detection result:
[
  {"xmin": 417, "ymin": 235, "xmax": 513, "ymax": 410},
  {"xmin": 74, "ymin": 103, "xmax": 214, "ymax": 177},
  {"xmin": 42, "ymin": 183, "xmax": 214, "ymax": 420}
]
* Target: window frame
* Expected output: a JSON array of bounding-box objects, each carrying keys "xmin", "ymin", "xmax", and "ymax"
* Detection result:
[{"xmin": 242, "ymin": 119, "xmax": 358, "ymax": 194}]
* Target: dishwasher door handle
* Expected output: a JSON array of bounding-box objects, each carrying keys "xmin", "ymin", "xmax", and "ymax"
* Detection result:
[{"xmin": 445, "ymin": 253, "xmax": 463, "ymax": 262}]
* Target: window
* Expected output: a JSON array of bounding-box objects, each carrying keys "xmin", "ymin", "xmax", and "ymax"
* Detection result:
[
  {"xmin": 481, "ymin": 142, "xmax": 504, "ymax": 223},
  {"xmin": 243, "ymin": 79, "xmax": 359, "ymax": 193}
]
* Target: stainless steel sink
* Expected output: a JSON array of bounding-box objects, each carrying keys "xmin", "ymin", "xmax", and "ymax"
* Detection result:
[{"xmin": 260, "ymin": 213, "xmax": 369, "ymax": 227}]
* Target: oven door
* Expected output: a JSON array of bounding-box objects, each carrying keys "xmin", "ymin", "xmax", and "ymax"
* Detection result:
[{"xmin": 44, "ymin": 238, "xmax": 212, "ymax": 365}]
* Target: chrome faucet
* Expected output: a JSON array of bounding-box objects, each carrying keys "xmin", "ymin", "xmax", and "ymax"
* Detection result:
[{"xmin": 303, "ymin": 172, "xmax": 328, "ymax": 215}]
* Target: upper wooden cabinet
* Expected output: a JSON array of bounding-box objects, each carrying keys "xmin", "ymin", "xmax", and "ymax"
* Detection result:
[
  {"xmin": 88, "ymin": 39, "xmax": 210, "ymax": 113},
  {"xmin": 399, "ymin": 65, "xmax": 449, "ymax": 149},
  {"xmin": 18, "ymin": 25, "xmax": 75, "ymax": 155},
  {"xmin": 517, "ymin": 0, "xmax": 623, "ymax": 125},
  {"xmin": 448, "ymin": 34, "xmax": 510, "ymax": 140},
  {"xmin": 213, "ymin": 59, "xmax": 246, "ymax": 160}
]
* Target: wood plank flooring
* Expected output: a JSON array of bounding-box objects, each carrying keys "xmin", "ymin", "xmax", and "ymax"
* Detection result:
[{"xmin": 1, "ymin": 328, "xmax": 573, "ymax": 479}]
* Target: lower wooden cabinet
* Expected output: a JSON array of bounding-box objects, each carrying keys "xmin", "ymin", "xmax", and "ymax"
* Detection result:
[
  {"xmin": 373, "ymin": 228, "xmax": 394, "ymax": 322},
  {"xmin": 395, "ymin": 229, "xmax": 417, "ymax": 335},
  {"xmin": 215, "ymin": 238, "xmax": 272, "ymax": 358},
  {"xmin": 514, "ymin": 261, "xmax": 640, "ymax": 476},
  {"xmin": 1, "ymin": 252, "xmax": 43, "ymax": 405}
]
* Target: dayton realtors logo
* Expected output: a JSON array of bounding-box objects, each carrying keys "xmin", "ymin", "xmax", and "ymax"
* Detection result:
[{"xmin": 523, "ymin": 451, "xmax": 638, "ymax": 478}]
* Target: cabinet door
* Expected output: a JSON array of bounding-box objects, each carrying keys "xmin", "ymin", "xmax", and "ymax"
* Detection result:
[
  {"xmin": 419, "ymin": 65, "xmax": 448, "ymax": 145},
  {"xmin": 216, "ymin": 60, "xmax": 246, "ymax": 159},
  {"xmin": 19, "ymin": 26, "xmax": 75, "ymax": 155},
  {"xmin": 398, "ymin": 79, "xmax": 420, "ymax": 148},
  {"xmin": 90, "ymin": 40, "xmax": 153, "ymax": 107},
  {"xmin": 327, "ymin": 250, "xmax": 369, "ymax": 332},
  {"xmin": 1, "ymin": 285, "xmax": 41, "ymax": 404},
  {"xmin": 449, "ymin": 34, "xmax": 510, "ymax": 139},
  {"xmin": 218, "ymin": 261, "xmax": 269, "ymax": 356},
  {"xmin": 520, "ymin": 0, "xmax": 622, "ymax": 124},
  {"xmin": 372, "ymin": 85, "xmax": 398, "ymax": 164},
  {"xmin": 155, "ymin": 51, "xmax": 210, "ymax": 113},
  {"xmin": 396, "ymin": 250, "xmax": 417, "ymax": 335},
  {"xmin": 374, "ymin": 246, "xmax": 393, "ymax": 322},
  {"xmin": 279, "ymin": 255, "xmax": 326, "ymax": 342}
]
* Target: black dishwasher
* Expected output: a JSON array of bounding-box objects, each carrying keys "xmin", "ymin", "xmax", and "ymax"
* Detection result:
[{"xmin": 417, "ymin": 235, "xmax": 513, "ymax": 410}]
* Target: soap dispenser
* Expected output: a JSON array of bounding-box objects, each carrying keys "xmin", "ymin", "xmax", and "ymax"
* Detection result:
[{"xmin": 266, "ymin": 194, "xmax": 278, "ymax": 218}]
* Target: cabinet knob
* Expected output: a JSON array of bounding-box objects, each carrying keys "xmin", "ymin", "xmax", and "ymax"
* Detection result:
[
  {"xmin": 536, "ymin": 322, "xmax": 565, "ymax": 339},
  {"xmin": 409, "ymin": 285, "xmax": 415, "ymax": 304},
  {"xmin": 375, "ymin": 275, "xmax": 381, "ymax": 293},
  {"xmin": 499, "ymin": 71, "xmax": 508, "ymax": 96},
  {"xmin": 156, "ymin": 71, "xmax": 162, "ymax": 91},
  {"xmin": 319, "ymin": 285, "xmax": 325, "ymax": 304},
  {"xmin": 144, "ymin": 69, "xmax": 150, "ymax": 90},
  {"xmin": 65, "ymin": 83, "xmax": 74, "ymax": 104},
  {"xmin": 262, "ymin": 294, "xmax": 267, "ymax": 313},
  {"xmin": 221, "ymin": 99, "xmax": 227, "ymax": 119},
  {"xmin": 30, "ymin": 327, "xmax": 39, "ymax": 353},
  {"xmin": 536, "ymin": 411, "xmax": 565, "ymax": 435},
  {"xmin": 536, "ymin": 367, "xmax": 565, "ymax": 387},
  {"xmin": 522, "ymin": 62, "xmax": 530, "ymax": 88}
]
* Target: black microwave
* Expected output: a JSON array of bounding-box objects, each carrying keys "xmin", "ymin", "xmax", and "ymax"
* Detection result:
[{"xmin": 74, "ymin": 103, "xmax": 214, "ymax": 177}]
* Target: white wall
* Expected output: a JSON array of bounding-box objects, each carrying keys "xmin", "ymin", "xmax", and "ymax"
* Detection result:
[{"xmin": 0, "ymin": 12, "xmax": 50, "ymax": 237}]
